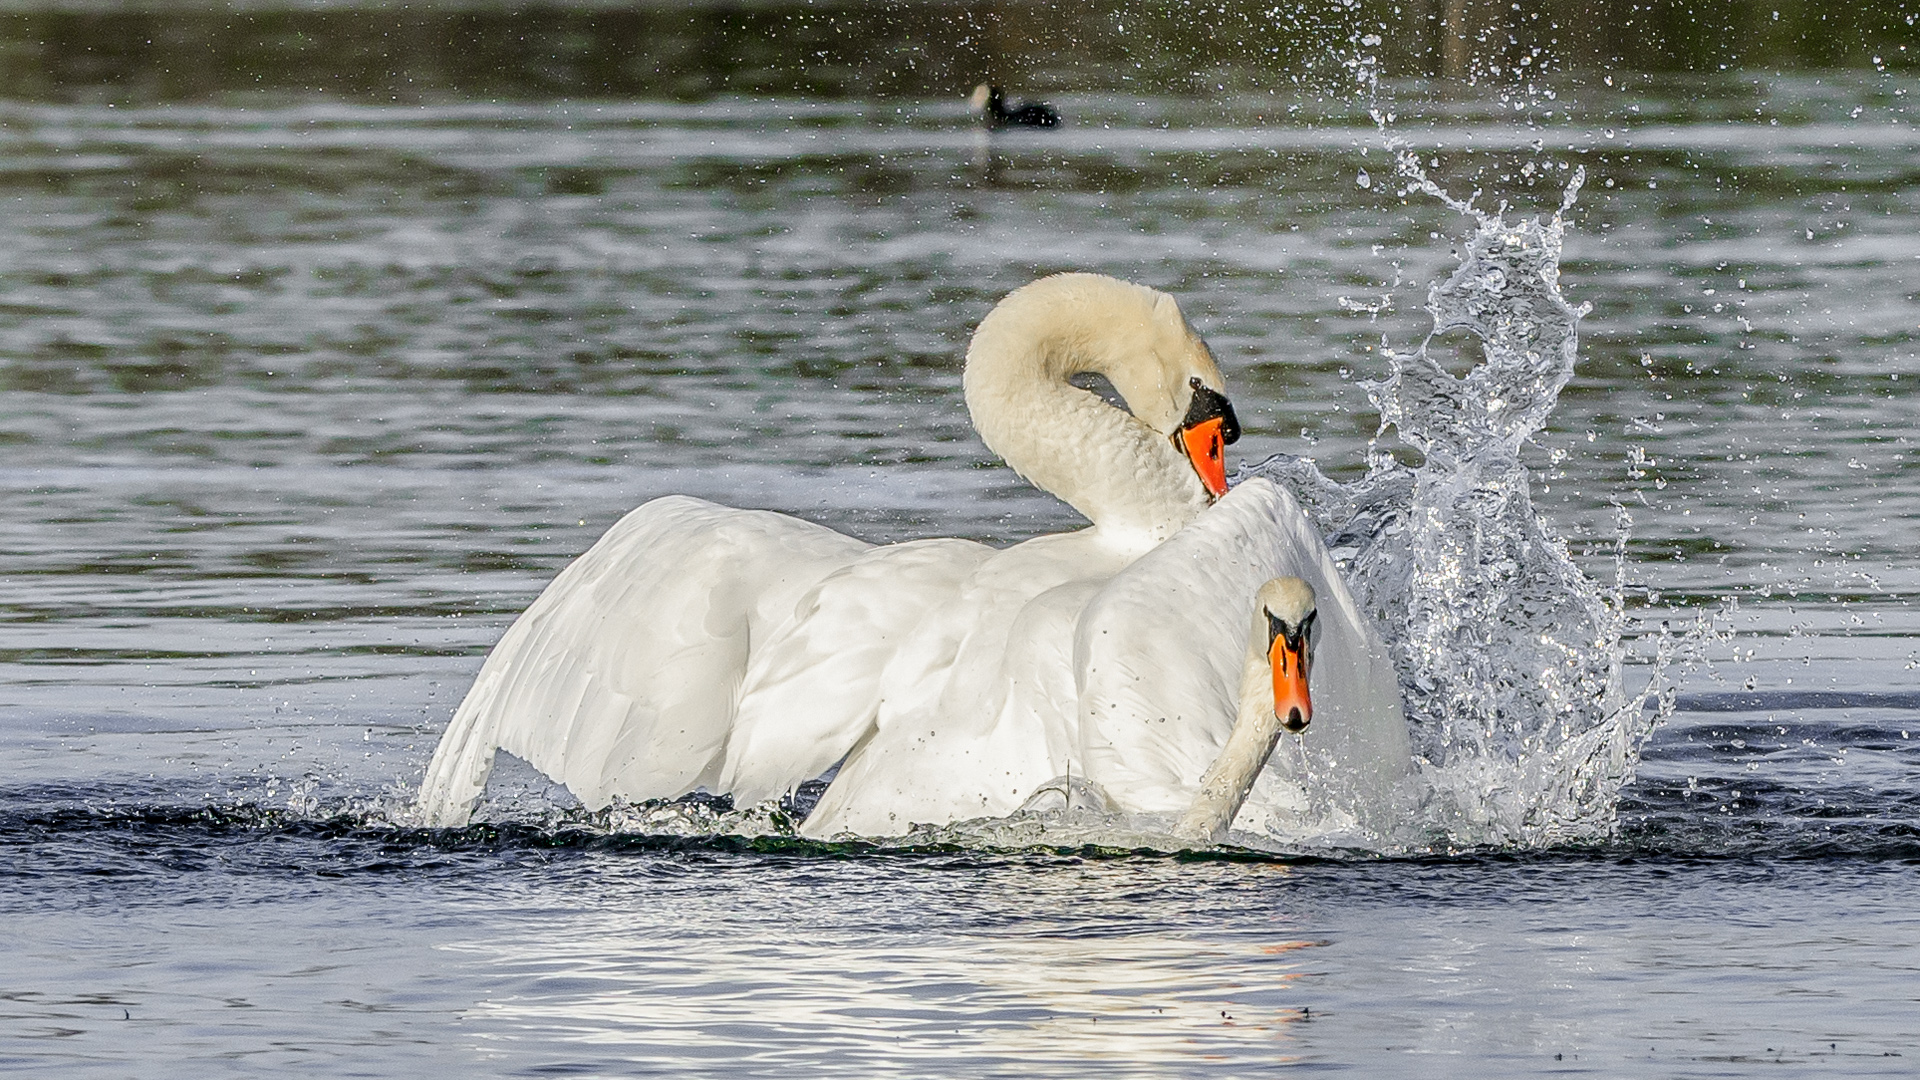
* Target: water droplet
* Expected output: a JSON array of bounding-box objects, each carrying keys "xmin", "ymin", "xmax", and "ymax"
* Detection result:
[{"xmin": 1237, "ymin": 172, "xmax": 1679, "ymax": 849}]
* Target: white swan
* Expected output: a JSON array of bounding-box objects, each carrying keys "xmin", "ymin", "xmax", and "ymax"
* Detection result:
[
  {"xmin": 1174, "ymin": 577, "xmax": 1319, "ymax": 843},
  {"xmin": 811, "ymin": 475, "xmax": 1408, "ymax": 840},
  {"xmin": 416, "ymin": 273, "xmax": 1409, "ymax": 840}
]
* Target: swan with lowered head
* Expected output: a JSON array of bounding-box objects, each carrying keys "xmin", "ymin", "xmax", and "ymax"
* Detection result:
[
  {"xmin": 1175, "ymin": 576, "xmax": 1318, "ymax": 842},
  {"xmin": 1021, "ymin": 575, "xmax": 1335, "ymax": 842},
  {"xmin": 417, "ymin": 273, "xmax": 1239, "ymax": 828},
  {"xmin": 414, "ymin": 273, "xmax": 1409, "ymax": 842},
  {"xmin": 819, "ymin": 469, "xmax": 1411, "ymax": 842}
]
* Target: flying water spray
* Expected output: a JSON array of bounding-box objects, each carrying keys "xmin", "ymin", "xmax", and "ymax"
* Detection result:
[{"xmin": 1244, "ymin": 147, "xmax": 1697, "ymax": 849}]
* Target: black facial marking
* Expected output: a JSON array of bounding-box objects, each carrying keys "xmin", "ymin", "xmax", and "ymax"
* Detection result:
[
  {"xmin": 1265, "ymin": 608, "xmax": 1316, "ymax": 675},
  {"xmin": 1182, "ymin": 376, "xmax": 1241, "ymax": 444}
]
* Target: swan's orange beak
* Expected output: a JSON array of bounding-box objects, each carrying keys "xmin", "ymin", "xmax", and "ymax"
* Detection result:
[
  {"xmin": 1270, "ymin": 626, "xmax": 1312, "ymax": 733},
  {"xmin": 1179, "ymin": 417, "xmax": 1231, "ymax": 499},
  {"xmin": 1174, "ymin": 379, "xmax": 1240, "ymax": 501}
]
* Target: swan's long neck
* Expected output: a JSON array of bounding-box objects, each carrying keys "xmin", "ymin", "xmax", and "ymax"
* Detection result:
[
  {"xmin": 1173, "ymin": 629, "xmax": 1289, "ymax": 843},
  {"xmin": 963, "ymin": 274, "xmax": 1216, "ymax": 546}
]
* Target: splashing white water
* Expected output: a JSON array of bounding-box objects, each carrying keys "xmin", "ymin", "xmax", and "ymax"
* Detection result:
[{"xmin": 1241, "ymin": 159, "xmax": 1685, "ymax": 850}]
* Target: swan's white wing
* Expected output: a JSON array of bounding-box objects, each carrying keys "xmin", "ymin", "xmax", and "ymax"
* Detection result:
[
  {"xmin": 1074, "ymin": 478, "xmax": 1409, "ymax": 836},
  {"xmin": 718, "ymin": 537, "xmax": 994, "ymax": 804},
  {"xmin": 416, "ymin": 496, "xmax": 869, "ymax": 825},
  {"xmin": 798, "ymin": 578, "xmax": 1099, "ymax": 839},
  {"xmin": 1072, "ymin": 488, "xmax": 1267, "ymax": 813},
  {"xmin": 800, "ymin": 534, "xmax": 1124, "ymax": 838}
]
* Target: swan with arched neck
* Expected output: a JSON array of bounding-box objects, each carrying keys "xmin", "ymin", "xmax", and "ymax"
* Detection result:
[{"xmin": 415, "ymin": 273, "xmax": 1407, "ymax": 841}]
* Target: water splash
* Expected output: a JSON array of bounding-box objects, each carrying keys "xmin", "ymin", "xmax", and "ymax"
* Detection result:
[
  {"xmin": 1241, "ymin": 160, "xmax": 1687, "ymax": 849},
  {"xmin": 437, "ymin": 170, "xmax": 1684, "ymax": 857}
]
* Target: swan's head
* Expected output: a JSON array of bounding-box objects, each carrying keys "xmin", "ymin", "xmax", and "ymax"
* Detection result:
[
  {"xmin": 1028, "ymin": 275, "xmax": 1241, "ymax": 499},
  {"xmin": 963, "ymin": 272, "xmax": 1241, "ymax": 508},
  {"xmin": 1174, "ymin": 375, "xmax": 1241, "ymax": 499},
  {"xmin": 1257, "ymin": 576, "xmax": 1316, "ymax": 733},
  {"xmin": 1071, "ymin": 283, "xmax": 1241, "ymax": 501}
]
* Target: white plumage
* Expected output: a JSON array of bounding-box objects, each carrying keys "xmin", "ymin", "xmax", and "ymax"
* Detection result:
[
  {"xmin": 1075, "ymin": 479, "xmax": 1410, "ymax": 841},
  {"xmin": 416, "ymin": 273, "xmax": 1408, "ymax": 840}
]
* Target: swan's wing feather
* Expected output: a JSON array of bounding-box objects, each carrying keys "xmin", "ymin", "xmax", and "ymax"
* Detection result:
[
  {"xmin": 802, "ymin": 575, "xmax": 1102, "ymax": 838},
  {"xmin": 1072, "ymin": 487, "xmax": 1274, "ymax": 813},
  {"xmin": 416, "ymin": 496, "xmax": 869, "ymax": 825},
  {"xmin": 719, "ymin": 538, "xmax": 993, "ymax": 804},
  {"xmin": 1075, "ymin": 478, "xmax": 1409, "ymax": 824},
  {"xmin": 799, "ymin": 535, "xmax": 1118, "ymax": 838}
]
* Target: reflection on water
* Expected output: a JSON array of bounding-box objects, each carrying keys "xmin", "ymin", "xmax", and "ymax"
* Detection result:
[
  {"xmin": 437, "ymin": 852, "xmax": 1920, "ymax": 1075},
  {"xmin": 472, "ymin": 912, "xmax": 1323, "ymax": 1068}
]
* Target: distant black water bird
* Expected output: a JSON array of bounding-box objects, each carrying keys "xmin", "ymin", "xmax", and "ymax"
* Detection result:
[{"xmin": 969, "ymin": 83, "xmax": 1059, "ymax": 129}]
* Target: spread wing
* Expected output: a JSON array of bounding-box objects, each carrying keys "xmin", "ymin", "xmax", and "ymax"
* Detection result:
[
  {"xmin": 415, "ymin": 496, "xmax": 869, "ymax": 825},
  {"xmin": 717, "ymin": 537, "xmax": 994, "ymax": 804},
  {"xmin": 1073, "ymin": 478, "xmax": 1409, "ymax": 833}
]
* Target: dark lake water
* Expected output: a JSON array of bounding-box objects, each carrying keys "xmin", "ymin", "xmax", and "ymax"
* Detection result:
[{"xmin": 4, "ymin": 1, "xmax": 1920, "ymax": 1075}]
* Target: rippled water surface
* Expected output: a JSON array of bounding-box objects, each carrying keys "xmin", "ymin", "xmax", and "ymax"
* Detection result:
[{"xmin": 5, "ymin": 1, "xmax": 1920, "ymax": 1075}]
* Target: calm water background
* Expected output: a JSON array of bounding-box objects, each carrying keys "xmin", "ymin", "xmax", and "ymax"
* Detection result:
[{"xmin": 4, "ymin": 1, "xmax": 1920, "ymax": 1075}]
